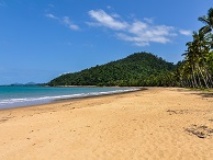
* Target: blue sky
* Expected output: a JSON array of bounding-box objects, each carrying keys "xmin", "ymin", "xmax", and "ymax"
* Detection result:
[{"xmin": 0, "ymin": 0, "xmax": 212, "ymax": 84}]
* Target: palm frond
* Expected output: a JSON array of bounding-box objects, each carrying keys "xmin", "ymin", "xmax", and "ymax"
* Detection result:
[
  {"xmin": 199, "ymin": 26, "xmax": 211, "ymax": 34},
  {"xmin": 198, "ymin": 16, "xmax": 209, "ymax": 24}
]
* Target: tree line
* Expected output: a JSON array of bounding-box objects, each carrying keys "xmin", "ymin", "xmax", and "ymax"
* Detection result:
[{"xmin": 177, "ymin": 8, "xmax": 213, "ymax": 89}]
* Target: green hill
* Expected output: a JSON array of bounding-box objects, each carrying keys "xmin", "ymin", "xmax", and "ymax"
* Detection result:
[{"xmin": 48, "ymin": 52, "xmax": 177, "ymax": 86}]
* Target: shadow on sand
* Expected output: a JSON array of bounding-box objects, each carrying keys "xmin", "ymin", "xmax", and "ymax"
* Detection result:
[{"xmin": 176, "ymin": 88, "xmax": 213, "ymax": 98}]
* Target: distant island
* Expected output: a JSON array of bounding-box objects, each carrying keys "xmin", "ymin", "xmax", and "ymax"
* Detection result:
[
  {"xmin": 10, "ymin": 82, "xmax": 45, "ymax": 86},
  {"xmin": 48, "ymin": 52, "xmax": 177, "ymax": 87}
]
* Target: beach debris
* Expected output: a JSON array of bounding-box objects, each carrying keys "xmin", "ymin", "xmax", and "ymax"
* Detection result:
[
  {"xmin": 185, "ymin": 125, "xmax": 213, "ymax": 138},
  {"xmin": 167, "ymin": 109, "xmax": 189, "ymax": 115}
]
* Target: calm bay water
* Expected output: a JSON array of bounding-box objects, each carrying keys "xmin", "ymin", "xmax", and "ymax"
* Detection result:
[{"xmin": 0, "ymin": 86, "xmax": 138, "ymax": 109}]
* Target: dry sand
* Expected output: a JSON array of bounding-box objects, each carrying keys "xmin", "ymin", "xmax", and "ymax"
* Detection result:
[{"xmin": 0, "ymin": 87, "xmax": 213, "ymax": 160}]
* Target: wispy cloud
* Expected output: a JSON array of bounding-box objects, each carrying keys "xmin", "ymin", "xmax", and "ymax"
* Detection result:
[
  {"xmin": 179, "ymin": 29, "xmax": 192, "ymax": 36},
  {"xmin": 45, "ymin": 13, "xmax": 58, "ymax": 20},
  {"xmin": 87, "ymin": 9, "xmax": 185, "ymax": 46},
  {"xmin": 62, "ymin": 16, "xmax": 79, "ymax": 30},
  {"xmin": 88, "ymin": 10, "xmax": 128, "ymax": 30},
  {"xmin": 45, "ymin": 13, "xmax": 80, "ymax": 31},
  {"xmin": 117, "ymin": 21, "xmax": 175, "ymax": 46}
]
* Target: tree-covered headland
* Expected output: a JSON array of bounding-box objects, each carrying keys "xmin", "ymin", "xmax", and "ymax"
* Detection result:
[{"xmin": 49, "ymin": 52, "xmax": 177, "ymax": 87}]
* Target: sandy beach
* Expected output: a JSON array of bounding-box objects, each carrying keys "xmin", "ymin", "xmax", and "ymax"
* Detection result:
[{"xmin": 0, "ymin": 87, "xmax": 213, "ymax": 160}]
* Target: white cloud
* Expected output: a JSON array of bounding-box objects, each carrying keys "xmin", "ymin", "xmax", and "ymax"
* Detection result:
[
  {"xmin": 129, "ymin": 21, "xmax": 147, "ymax": 33},
  {"xmin": 179, "ymin": 29, "xmax": 192, "ymax": 36},
  {"xmin": 127, "ymin": 24, "xmax": 175, "ymax": 46},
  {"xmin": 62, "ymin": 16, "xmax": 79, "ymax": 30},
  {"xmin": 46, "ymin": 13, "xmax": 79, "ymax": 31},
  {"xmin": 88, "ymin": 9, "xmax": 176, "ymax": 46},
  {"xmin": 88, "ymin": 10, "xmax": 128, "ymax": 30},
  {"xmin": 45, "ymin": 13, "xmax": 58, "ymax": 20},
  {"xmin": 116, "ymin": 33, "xmax": 149, "ymax": 46}
]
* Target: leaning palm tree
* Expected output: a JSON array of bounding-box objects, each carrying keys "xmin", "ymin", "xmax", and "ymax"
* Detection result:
[
  {"xmin": 198, "ymin": 8, "xmax": 213, "ymax": 34},
  {"xmin": 179, "ymin": 7, "xmax": 213, "ymax": 88},
  {"xmin": 184, "ymin": 42, "xmax": 199, "ymax": 88},
  {"xmin": 192, "ymin": 31, "xmax": 212, "ymax": 88}
]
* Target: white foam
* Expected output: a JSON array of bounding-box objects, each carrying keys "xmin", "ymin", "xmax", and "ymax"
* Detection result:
[{"xmin": 0, "ymin": 88, "xmax": 139, "ymax": 108}]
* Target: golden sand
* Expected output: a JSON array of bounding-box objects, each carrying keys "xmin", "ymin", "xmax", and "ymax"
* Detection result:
[{"xmin": 0, "ymin": 87, "xmax": 213, "ymax": 160}]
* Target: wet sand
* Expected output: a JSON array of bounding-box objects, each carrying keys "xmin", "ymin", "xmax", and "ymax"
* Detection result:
[{"xmin": 0, "ymin": 87, "xmax": 213, "ymax": 160}]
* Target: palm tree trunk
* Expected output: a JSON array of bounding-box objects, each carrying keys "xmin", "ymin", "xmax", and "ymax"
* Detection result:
[
  {"xmin": 192, "ymin": 66, "xmax": 198, "ymax": 88},
  {"xmin": 197, "ymin": 74, "xmax": 203, "ymax": 88},
  {"xmin": 198, "ymin": 66, "xmax": 209, "ymax": 88}
]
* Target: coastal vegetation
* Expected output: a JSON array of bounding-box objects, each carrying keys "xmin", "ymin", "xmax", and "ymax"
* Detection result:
[
  {"xmin": 49, "ymin": 8, "xmax": 213, "ymax": 89},
  {"xmin": 177, "ymin": 8, "xmax": 213, "ymax": 89},
  {"xmin": 48, "ymin": 52, "xmax": 177, "ymax": 86}
]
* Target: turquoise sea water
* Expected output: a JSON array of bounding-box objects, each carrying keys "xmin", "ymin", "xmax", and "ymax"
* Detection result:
[{"xmin": 0, "ymin": 86, "xmax": 138, "ymax": 109}]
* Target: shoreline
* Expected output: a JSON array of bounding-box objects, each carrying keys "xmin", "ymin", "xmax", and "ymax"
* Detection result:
[
  {"xmin": 0, "ymin": 87, "xmax": 213, "ymax": 159},
  {"xmin": 0, "ymin": 87, "xmax": 143, "ymax": 111}
]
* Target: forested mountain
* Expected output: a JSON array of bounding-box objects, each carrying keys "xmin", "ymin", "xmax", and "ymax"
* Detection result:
[{"xmin": 48, "ymin": 52, "xmax": 177, "ymax": 86}]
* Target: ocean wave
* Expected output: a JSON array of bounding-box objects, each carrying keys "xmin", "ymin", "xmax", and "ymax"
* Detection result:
[{"xmin": 0, "ymin": 88, "xmax": 139, "ymax": 107}]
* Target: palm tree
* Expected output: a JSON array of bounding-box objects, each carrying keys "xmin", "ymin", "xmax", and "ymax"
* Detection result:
[
  {"xmin": 198, "ymin": 8, "xmax": 213, "ymax": 34},
  {"xmin": 198, "ymin": 8, "xmax": 213, "ymax": 50},
  {"xmin": 181, "ymin": 31, "xmax": 212, "ymax": 88},
  {"xmin": 178, "ymin": 7, "xmax": 213, "ymax": 89},
  {"xmin": 192, "ymin": 31, "xmax": 212, "ymax": 88},
  {"xmin": 184, "ymin": 42, "xmax": 199, "ymax": 88}
]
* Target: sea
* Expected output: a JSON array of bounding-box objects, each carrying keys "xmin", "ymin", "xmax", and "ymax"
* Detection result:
[{"xmin": 0, "ymin": 85, "xmax": 138, "ymax": 109}]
